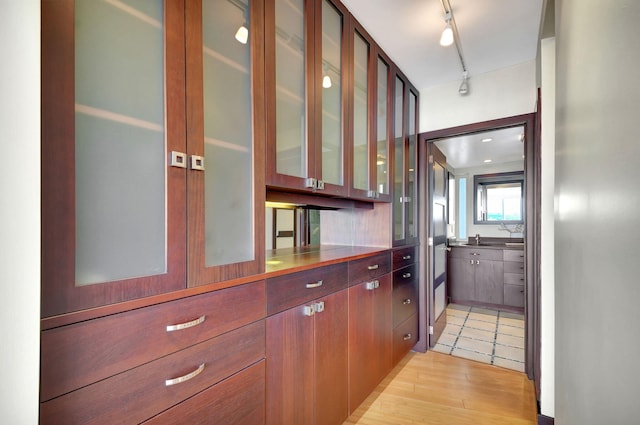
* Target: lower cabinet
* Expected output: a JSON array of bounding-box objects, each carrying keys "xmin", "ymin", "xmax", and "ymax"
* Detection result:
[
  {"xmin": 142, "ymin": 361, "xmax": 266, "ymax": 425},
  {"xmin": 266, "ymin": 288, "xmax": 349, "ymax": 425},
  {"xmin": 348, "ymin": 274, "xmax": 392, "ymax": 412},
  {"xmin": 448, "ymin": 246, "xmax": 504, "ymax": 306},
  {"xmin": 391, "ymin": 249, "xmax": 419, "ymax": 364}
]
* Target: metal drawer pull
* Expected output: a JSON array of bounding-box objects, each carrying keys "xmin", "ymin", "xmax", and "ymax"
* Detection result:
[
  {"xmin": 165, "ymin": 363, "xmax": 205, "ymax": 387},
  {"xmin": 166, "ymin": 315, "xmax": 206, "ymax": 332},
  {"xmin": 365, "ymin": 280, "xmax": 380, "ymax": 290},
  {"xmin": 306, "ymin": 280, "xmax": 323, "ymax": 289},
  {"xmin": 403, "ymin": 299, "xmax": 412, "ymax": 305},
  {"xmin": 367, "ymin": 264, "xmax": 379, "ymax": 270},
  {"xmin": 402, "ymin": 273, "xmax": 411, "ymax": 279},
  {"xmin": 402, "ymin": 255, "xmax": 412, "ymax": 260},
  {"xmin": 403, "ymin": 333, "xmax": 412, "ymax": 341},
  {"xmin": 471, "ymin": 252, "xmax": 480, "ymax": 256}
]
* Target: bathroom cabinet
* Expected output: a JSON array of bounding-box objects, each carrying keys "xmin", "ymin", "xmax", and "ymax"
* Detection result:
[
  {"xmin": 448, "ymin": 246, "xmax": 504, "ymax": 306},
  {"xmin": 503, "ymin": 249, "xmax": 525, "ymax": 307}
]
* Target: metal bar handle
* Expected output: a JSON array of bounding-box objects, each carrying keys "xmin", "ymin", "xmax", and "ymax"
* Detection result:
[
  {"xmin": 402, "ymin": 272, "xmax": 411, "ymax": 279},
  {"xmin": 402, "ymin": 254, "xmax": 412, "ymax": 260},
  {"xmin": 367, "ymin": 264, "xmax": 379, "ymax": 270},
  {"xmin": 306, "ymin": 280, "xmax": 323, "ymax": 289},
  {"xmin": 166, "ymin": 315, "xmax": 206, "ymax": 332},
  {"xmin": 403, "ymin": 298, "xmax": 412, "ymax": 305},
  {"xmin": 403, "ymin": 333, "xmax": 412, "ymax": 341},
  {"xmin": 165, "ymin": 363, "xmax": 205, "ymax": 387}
]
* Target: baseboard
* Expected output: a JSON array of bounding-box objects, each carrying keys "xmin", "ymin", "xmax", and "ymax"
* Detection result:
[{"xmin": 538, "ymin": 414, "xmax": 554, "ymax": 425}]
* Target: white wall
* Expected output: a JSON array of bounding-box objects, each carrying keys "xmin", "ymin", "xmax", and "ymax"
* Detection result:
[
  {"xmin": 555, "ymin": 1, "xmax": 640, "ymax": 423},
  {"xmin": 419, "ymin": 60, "xmax": 537, "ymax": 133},
  {"xmin": 0, "ymin": 1, "xmax": 41, "ymax": 423},
  {"xmin": 539, "ymin": 36, "xmax": 555, "ymax": 419}
]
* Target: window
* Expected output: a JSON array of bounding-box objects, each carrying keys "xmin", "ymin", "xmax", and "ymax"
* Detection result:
[{"xmin": 474, "ymin": 172, "xmax": 524, "ymax": 224}]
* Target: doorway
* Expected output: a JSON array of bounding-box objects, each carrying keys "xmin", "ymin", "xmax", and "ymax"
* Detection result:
[{"xmin": 418, "ymin": 113, "xmax": 539, "ymax": 382}]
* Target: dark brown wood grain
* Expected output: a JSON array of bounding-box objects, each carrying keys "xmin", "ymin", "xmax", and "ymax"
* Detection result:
[
  {"xmin": 392, "ymin": 313, "xmax": 418, "ymax": 366},
  {"xmin": 392, "ymin": 245, "xmax": 418, "ymax": 270},
  {"xmin": 392, "ymin": 268, "xmax": 418, "ymax": 327},
  {"xmin": 348, "ymin": 251, "xmax": 391, "ymax": 285},
  {"xmin": 348, "ymin": 274, "xmax": 392, "ymax": 413},
  {"xmin": 41, "ymin": 281, "xmax": 265, "ymax": 402},
  {"xmin": 40, "ymin": 321, "xmax": 265, "ymax": 425}
]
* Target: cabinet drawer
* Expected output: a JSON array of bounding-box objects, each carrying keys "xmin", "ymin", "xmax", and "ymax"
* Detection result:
[
  {"xmin": 41, "ymin": 321, "xmax": 266, "ymax": 425},
  {"xmin": 504, "ymin": 261, "xmax": 524, "ymax": 273},
  {"xmin": 393, "ymin": 314, "xmax": 418, "ymax": 365},
  {"xmin": 267, "ymin": 262, "xmax": 348, "ymax": 315},
  {"xmin": 504, "ymin": 249, "xmax": 525, "ymax": 262},
  {"xmin": 392, "ymin": 263, "xmax": 417, "ymax": 286},
  {"xmin": 349, "ymin": 252, "xmax": 391, "ymax": 285},
  {"xmin": 41, "ymin": 281, "xmax": 266, "ymax": 402},
  {"xmin": 142, "ymin": 361, "xmax": 265, "ymax": 425},
  {"xmin": 449, "ymin": 246, "xmax": 503, "ymax": 261},
  {"xmin": 393, "ymin": 246, "xmax": 417, "ymax": 269},
  {"xmin": 504, "ymin": 284, "xmax": 525, "ymax": 308},
  {"xmin": 504, "ymin": 272, "xmax": 525, "ymax": 285},
  {"xmin": 392, "ymin": 276, "xmax": 417, "ymax": 327}
]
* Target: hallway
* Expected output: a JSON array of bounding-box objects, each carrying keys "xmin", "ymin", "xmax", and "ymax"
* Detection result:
[{"xmin": 344, "ymin": 351, "xmax": 536, "ymax": 425}]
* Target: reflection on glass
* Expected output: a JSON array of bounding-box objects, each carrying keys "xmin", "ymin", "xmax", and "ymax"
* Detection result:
[
  {"xmin": 275, "ymin": 0, "xmax": 307, "ymax": 178},
  {"xmin": 376, "ymin": 57, "xmax": 389, "ymax": 195},
  {"xmin": 75, "ymin": 0, "xmax": 166, "ymax": 285},
  {"xmin": 393, "ymin": 77, "xmax": 405, "ymax": 241},
  {"xmin": 202, "ymin": 0, "xmax": 254, "ymax": 266},
  {"xmin": 353, "ymin": 31, "xmax": 369, "ymax": 191},
  {"xmin": 321, "ymin": 0, "xmax": 343, "ymax": 186}
]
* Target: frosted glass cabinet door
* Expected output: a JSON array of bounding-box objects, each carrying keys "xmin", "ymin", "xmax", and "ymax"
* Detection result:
[
  {"xmin": 352, "ymin": 31, "xmax": 370, "ymax": 193},
  {"xmin": 376, "ymin": 56, "xmax": 390, "ymax": 199},
  {"xmin": 393, "ymin": 76, "xmax": 406, "ymax": 243},
  {"xmin": 41, "ymin": 0, "xmax": 187, "ymax": 316},
  {"xmin": 185, "ymin": 0, "xmax": 265, "ymax": 285}
]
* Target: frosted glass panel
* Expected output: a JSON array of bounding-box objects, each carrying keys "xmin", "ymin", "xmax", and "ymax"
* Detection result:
[
  {"xmin": 353, "ymin": 32, "xmax": 369, "ymax": 191},
  {"xmin": 376, "ymin": 57, "xmax": 389, "ymax": 195},
  {"xmin": 393, "ymin": 77, "xmax": 405, "ymax": 241},
  {"xmin": 276, "ymin": 0, "xmax": 307, "ymax": 178},
  {"xmin": 321, "ymin": 0, "xmax": 343, "ymax": 186},
  {"xmin": 435, "ymin": 243, "xmax": 446, "ymax": 278},
  {"xmin": 75, "ymin": 0, "xmax": 166, "ymax": 286},
  {"xmin": 407, "ymin": 92, "xmax": 417, "ymax": 239},
  {"xmin": 202, "ymin": 0, "xmax": 254, "ymax": 267}
]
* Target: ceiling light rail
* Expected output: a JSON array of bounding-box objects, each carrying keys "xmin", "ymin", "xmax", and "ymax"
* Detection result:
[{"xmin": 438, "ymin": 0, "xmax": 469, "ymax": 95}]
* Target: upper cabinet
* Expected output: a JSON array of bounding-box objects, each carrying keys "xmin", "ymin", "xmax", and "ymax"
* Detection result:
[
  {"xmin": 392, "ymin": 70, "xmax": 419, "ymax": 246},
  {"xmin": 185, "ymin": 0, "xmax": 265, "ymax": 285},
  {"xmin": 348, "ymin": 23, "xmax": 391, "ymax": 202},
  {"xmin": 41, "ymin": 0, "xmax": 265, "ymax": 317},
  {"xmin": 265, "ymin": 0, "xmax": 349, "ymax": 197}
]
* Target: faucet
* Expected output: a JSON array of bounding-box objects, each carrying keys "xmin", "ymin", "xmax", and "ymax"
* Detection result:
[{"xmin": 475, "ymin": 234, "xmax": 480, "ymax": 245}]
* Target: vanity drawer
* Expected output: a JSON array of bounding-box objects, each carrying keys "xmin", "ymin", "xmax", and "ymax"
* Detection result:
[
  {"xmin": 40, "ymin": 321, "xmax": 266, "ymax": 425},
  {"xmin": 348, "ymin": 251, "xmax": 391, "ymax": 285},
  {"xmin": 392, "ymin": 314, "xmax": 418, "ymax": 365},
  {"xmin": 267, "ymin": 262, "xmax": 348, "ymax": 316},
  {"xmin": 504, "ymin": 261, "xmax": 525, "ymax": 274},
  {"xmin": 504, "ymin": 273, "xmax": 525, "ymax": 285},
  {"xmin": 393, "ymin": 246, "xmax": 418, "ymax": 269},
  {"xmin": 504, "ymin": 249, "xmax": 525, "ymax": 262},
  {"xmin": 392, "ymin": 276, "xmax": 417, "ymax": 327},
  {"xmin": 41, "ymin": 281, "xmax": 266, "ymax": 402},
  {"xmin": 142, "ymin": 361, "xmax": 265, "ymax": 425},
  {"xmin": 449, "ymin": 246, "xmax": 503, "ymax": 261},
  {"xmin": 504, "ymin": 284, "xmax": 525, "ymax": 307}
]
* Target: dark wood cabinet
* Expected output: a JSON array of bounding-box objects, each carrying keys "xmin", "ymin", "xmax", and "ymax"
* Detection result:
[
  {"xmin": 391, "ymin": 247, "xmax": 419, "ymax": 363},
  {"xmin": 266, "ymin": 287, "xmax": 349, "ymax": 425},
  {"xmin": 503, "ymin": 249, "xmax": 525, "ymax": 308},
  {"xmin": 448, "ymin": 246, "xmax": 507, "ymax": 307}
]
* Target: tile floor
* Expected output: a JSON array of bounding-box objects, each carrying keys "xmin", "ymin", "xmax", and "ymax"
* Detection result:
[{"xmin": 433, "ymin": 303, "xmax": 525, "ymax": 372}]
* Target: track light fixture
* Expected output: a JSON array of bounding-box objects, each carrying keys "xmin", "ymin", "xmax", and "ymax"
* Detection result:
[
  {"xmin": 322, "ymin": 63, "xmax": 332, "ymax": 88},
  {"xmin": 458, "ymin": 71, "xmax": 469, "ymax": 95},
  {"xmin": 235, "ymin": 23, "xmax": 248, "ymax": 44},
  {"xmin": 440, "ymin": 12, "xmax": 453, "ymax": 46}
]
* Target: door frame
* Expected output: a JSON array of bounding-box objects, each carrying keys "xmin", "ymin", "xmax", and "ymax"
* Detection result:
[{"xmin": 416, "ymin": 113, "xmax": 539, "ymax": 383}]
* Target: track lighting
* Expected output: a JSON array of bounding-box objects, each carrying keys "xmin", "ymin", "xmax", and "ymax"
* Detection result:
[
  {"xmin": 440, "ymin": 12, "xmax": 453, "ymax": 46},
  {"xmin": 235, "ymin": 24, "xmax": 248, "ymax": 44},
  {"xmin": 458, "ymin": 71, "xmax": 469, "ymax": 95}
]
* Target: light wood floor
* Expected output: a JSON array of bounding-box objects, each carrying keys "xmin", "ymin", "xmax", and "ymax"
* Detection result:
[{"xmin": 343, "ymin": 351, "xmax": 537, "ymax": 425}]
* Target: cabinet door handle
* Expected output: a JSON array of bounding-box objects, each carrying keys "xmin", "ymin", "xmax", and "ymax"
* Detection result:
[
  {"xmin": 476, "ymin": 260, "xmax": 480, "ymax": 265},
  {"xmin": 166, "ymin": 315, "xmax": 206, "ymax": 332},
  {"xmin": 165, "ymin": 363, "xmax": 205, "ymax": 387},
  {"xmin": 306, "ymin": 280, "xmax": 323, "ymax": 289},
  {"xmin": 403, "ymin": 333, "xmax": 412, "ymax": 341},
  {"xmin": 303, "ymin": 305, "xmax": 315, "ymax": 316},
  {"xmin": 170, "ymin": 151, "xmax": 187, "ymax": 168},
  {"xmin": 402, "ymin": 254, "xmax": 412, "ymax": 260},
  {"xmin": 190, "ymin": 155, "xmax": 205, "ymax": 171},
  {"xmin": 403, "ymin": 298, "xmax": 412, "ymax": 305},
  {"xmin": 365, "ymin": 280, "xmax": 380, "ymax": 290},
  {"xmin": 313, "ymin": 301, "xmax": 325, "ymax": 313},
  {"xmin": 367, "ymin": 264, "xmax": 379, "ymax": 270},
  {"xmin": 402, "ymin": 273, "xmax": 411, "ymax": 279}
]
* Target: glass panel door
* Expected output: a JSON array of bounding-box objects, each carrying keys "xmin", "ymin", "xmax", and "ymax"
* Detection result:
[
  {"xmin": 352, "ymin": 31, "xmax": 369, "ymax": 192},
  {"xmin": 393, "ymin": 76, "xmax": 405, "ymax": 242},
  {"xmin": 376, "ymin": 56, "xmax": 390, "ymax": 197},
  {"xmin": 407, "ymin": 90, "xmax": 417, "ymax": 240}
]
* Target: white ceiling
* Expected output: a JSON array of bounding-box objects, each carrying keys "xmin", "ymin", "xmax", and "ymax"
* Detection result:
[
  {"xmin": 340, "ymin": 0, "xmax": 542, "ymax": 169},
  {"xmin": 340, "ymin": 0, "xmax": 544, "ymax": 90}
]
